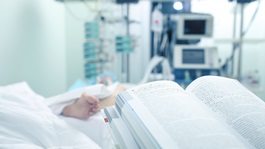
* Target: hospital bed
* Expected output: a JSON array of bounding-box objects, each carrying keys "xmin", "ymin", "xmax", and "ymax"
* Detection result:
[{"xmin": 0, "ymin": 62, "xmax": 158, "ymax": 149}]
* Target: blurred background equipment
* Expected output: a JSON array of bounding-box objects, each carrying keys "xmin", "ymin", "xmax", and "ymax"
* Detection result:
[
  {"xmin": 2, "ymin": 0, "xmax": 264, "ymax": 98},
  {"xmin": 173, "ymin": 13, "xmax": 220, "ymax": 88},
  {"xmin": 84, "ymin": 22, "xmax": 112, "ymax": 80},
  {"xmin": 149, "ymin": 1, "xmax": 219, "ymax": 88}
]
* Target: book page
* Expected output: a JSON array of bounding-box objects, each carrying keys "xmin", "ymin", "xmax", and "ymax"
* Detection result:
[
  {"xmin": 186, "ymin": 76, "xmax": 265, "ymax": 149},
  {"xmin": 129, "ymin": 80, "xmax": 246, "ymax": 149}
]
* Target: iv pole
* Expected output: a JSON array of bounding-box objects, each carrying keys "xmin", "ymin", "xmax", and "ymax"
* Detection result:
[
  {"xmin": 121, "ymin": 3, "xmax": 130, "ymax": 83},
  {"xmin": 231, "ymin": 2, "xmax": 245, "ymax": 81},
  {"xmin": 237, "ymin": 3, "xmax": 245, "ymax": 81},
  {"xmin": 234, "ymin": 3, "xmax": 245, "ymax": 81}
]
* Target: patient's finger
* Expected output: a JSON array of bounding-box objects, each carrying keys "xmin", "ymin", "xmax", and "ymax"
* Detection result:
[
  {"xmin": 81, "ymin": 93, "xmax": 99, "ymax": 104},
  {"xmin": 92, "ymin": 104, "xmax": 100, "ymax": 112}
]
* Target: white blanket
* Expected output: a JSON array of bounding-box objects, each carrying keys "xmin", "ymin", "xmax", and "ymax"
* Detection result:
[{"xmin": 0, "ymin": 82, "xmax": 110, "ymax": 149}]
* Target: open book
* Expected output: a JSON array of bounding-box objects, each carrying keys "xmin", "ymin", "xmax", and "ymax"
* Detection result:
[{"xmin": 103, "ymin": 76, "xmax": 265, "ymax": 149}]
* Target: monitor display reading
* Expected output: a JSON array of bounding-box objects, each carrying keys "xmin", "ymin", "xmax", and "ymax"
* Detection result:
[
  {"xmin": 182, "ymin": 49, "xmax": 205, "ymax": 64},
  {"xmin": 184, "ymin": 20, "xmax": 206, "ymax": 35}
]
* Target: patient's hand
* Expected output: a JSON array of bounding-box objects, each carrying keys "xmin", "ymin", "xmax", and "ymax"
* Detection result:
[{"xmin": 62, "ymin": 93, "xmax": 100, "ymax": 120}]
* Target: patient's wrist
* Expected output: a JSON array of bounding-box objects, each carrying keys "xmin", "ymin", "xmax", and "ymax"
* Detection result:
[{"xmin": 61, "ymin": 101, "xmax": 76, "ymax": 117}]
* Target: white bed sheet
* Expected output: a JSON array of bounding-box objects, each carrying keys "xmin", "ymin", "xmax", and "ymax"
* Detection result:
[
  {"xmin": 0, "ymin": 82, "xmax": 109, "ymax": 149},
  {"xmin": 59, "ymin": 112, "xmax": 115, "ymax": 149}
]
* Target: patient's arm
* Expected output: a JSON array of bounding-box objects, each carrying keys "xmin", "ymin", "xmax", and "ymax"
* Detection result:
[{"xmin": 62, "ymin": 84, "xmax": 127, "ymax": 120}]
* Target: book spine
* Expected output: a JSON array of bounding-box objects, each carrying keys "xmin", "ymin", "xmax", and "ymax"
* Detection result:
[{"xmin": 115, "ymin": 91, "xmax": 134, "ymax": 115}]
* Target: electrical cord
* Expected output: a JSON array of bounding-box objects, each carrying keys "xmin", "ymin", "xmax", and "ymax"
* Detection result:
[
  {"xmin": 242, "ymin": 0, "xmax": 261, "ymax": 37},
  {"xmin": 83, "ymin": 0, "xmax": 99, "ymax": 12},
  {"xmin": 64, "ymin": 1, "xmax": 90, "ymax": 22},
  {"xmin": 64, "ymin": 0, "xmax": 104, "ymax": 22}
]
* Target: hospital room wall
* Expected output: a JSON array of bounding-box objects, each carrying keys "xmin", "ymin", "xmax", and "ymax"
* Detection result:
[
  {"xmin": 64, "ymin": 1, "xmax": 100, "ymax": 88},
  {"xmin": 0, "ymin": 0, "xmax": 67, "ymax": 97},
  {"xmin": 65, "ymin": 1, "xmax": 151, "ymax": 86}
]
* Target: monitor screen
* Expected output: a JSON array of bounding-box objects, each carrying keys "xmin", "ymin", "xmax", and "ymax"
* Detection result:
[
  {"xmin": 182, "ymin": 49, "xmax": 205, "ymax": 64},
  {"xmin": 175, "ymin": 13, "xmax": 213, "ymax": 40},
  {"xmin": 184, "ymin": 19, "xmax": 206, "ymax": 35}
]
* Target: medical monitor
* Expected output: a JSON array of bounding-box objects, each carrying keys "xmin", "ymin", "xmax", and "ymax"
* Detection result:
[
  {"xmin": 174, "ymin": 45, "xmax": 219, "ymax": 69},
  {"xmin": 175, "ymin": 13, "xmax": 214, "ymax": 40}
]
